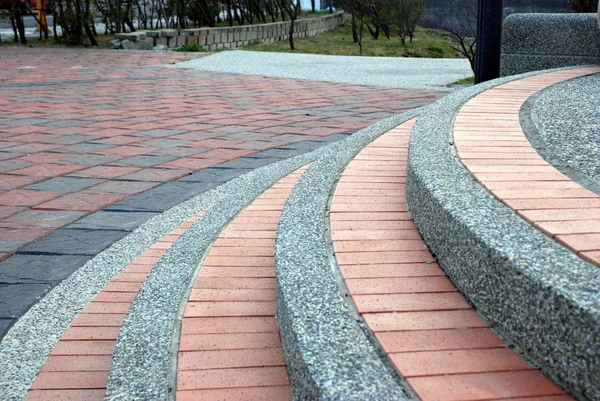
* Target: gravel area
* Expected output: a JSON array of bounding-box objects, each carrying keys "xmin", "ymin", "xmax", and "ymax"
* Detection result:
[
  {"xmin": 177, "ymin": 51, "xmax": 473, "ymax": 90},
  {"xmin": 406, "ymin": 66, "xmax": 600, "ymax": 400},
  {"xmin": 524, "ymin": 73, "xmax": 600, "ymax": 195}
]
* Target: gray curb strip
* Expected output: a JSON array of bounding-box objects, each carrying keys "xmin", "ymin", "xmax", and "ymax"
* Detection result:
[
  {"xmin": 521, "ymin": 75, "xmax": 600, "ymax": 196},
  {"xmin": 276, "ymin": 109, "xmax": 422, "ymax": 400},
  {"xmin": 406, "ymin": 67, "xmax": 600, "ymax": 400},
  {"xmin": 104, "ymin": 148, "xmax": 325, "ymax": 400}
]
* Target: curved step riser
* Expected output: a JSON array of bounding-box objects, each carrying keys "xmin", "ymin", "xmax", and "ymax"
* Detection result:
[
  {"xmin": 407, "ymin": 67, "xmax": 600, "ymax": 400},
  {"xmin": 276, "ymin": 110, "xmax": 423, "ymax": 400}
]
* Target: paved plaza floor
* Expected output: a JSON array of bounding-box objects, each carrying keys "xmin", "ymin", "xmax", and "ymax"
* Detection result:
[{"xmin": 0, "ymin": 48, "xmax": 444, "ymax": 338}]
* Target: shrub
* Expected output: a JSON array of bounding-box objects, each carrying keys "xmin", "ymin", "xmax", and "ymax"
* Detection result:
[{"xmin": 176, "ymin": 43, "xmax": 207, "ymax": 52}]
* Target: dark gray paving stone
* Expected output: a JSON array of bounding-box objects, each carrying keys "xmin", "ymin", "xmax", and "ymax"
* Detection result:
[
  {"xmin": 0, "ymin": 282, "xmax": 52, "ymax": 318},
  {"xmin": 0, "ymin": 319, "xmax": 12, "ymax": 338},
  {"xmin": 66, "ymin": 154, "xmax": 122, "ymax": 166},
  {"xmin": 69, "ymin": 211, "xmax": 159, "ymax": 230},
  {"xmin": 19, "ymin": 229, "xmax": 129, "ymax": 256},
  {"xmin": 44, "ymin": 134, "xmax": 99, "ymax": 145},
  {"xmin": 133, "ymin": 130, "xmax": 182, "ymax": 138},
  {"xmin": 26, "ymin": 177, "xmax": 104, "ymax": 194},
  {"xmin": 63, "ymin": 142, "xmax": 116, "ymax": 153},
  {"xmin": 177, "ymin": 167, "xmax": 252, "ymax": 183},
  {"xmin": 251, "ymin": 148, "xmax": 309, "ymax": 159},
  {"xmin": 0, "ymin": 254, "xmax": 91, "ymax": 283},
  {"xmin": 213, "ymin": 157, "xmax": 280, "ymax": 170},
  {"xmin": 109, "ymin": 155, "xmax": 178, "ymax": 167},
  {"xmin": 105, "ymin": 181, "xmax": 218, "ymax": 212},
  {"xmin": 42, "ymin": 120, "xmax": 92, "ymax": 128}
]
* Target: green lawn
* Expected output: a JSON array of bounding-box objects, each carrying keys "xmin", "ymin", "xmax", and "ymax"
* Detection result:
[{"xmin": 241, "ymin": 20, "xmax": 461, "ymax": 58}]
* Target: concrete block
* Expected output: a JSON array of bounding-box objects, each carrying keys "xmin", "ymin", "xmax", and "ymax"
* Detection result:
[
  {"xmin": 138, "ymin": 37, "xmax": 154, "ymax": 50},
  {"xmin": 155, "ymin": 37, "xmax": 167, "ymax": 46},
  {"xmin": 167, "ymin": 36, "xmax": 176, "ymax": 48},
  {"xmin": 145, "ymin": 30, "xmax": 161, "ymax": 38},
  {"xmin": 120, "ymin": 39, "xmax": 133, "ymax": 50},
  {"xmin": 216, "ymin": 43, "xmax": 224, "ymax": 50},
  {"xmin": 208, "ymin": 44, "xmax": 217, "ymax": 51},
  {"xmin": 115, "ymin": 31, "xmax": 147, "ymax": 42},
  {"xmin": 176, "ymin": 35, "xmax": 186, "ymax": 46},
  {"xmin": 185, "ymin": 35, "xmax": 199, "ymax": 45},
  {"xmin": 109, "ymin": 39, "xmax": 121, "ymax": 49},
  {"xmin": 501, "ymin": 13, "xmax": 600, "ymax": 76},
  {"xmin": 160, "ymin": 29, "xmax": 178, "ymax": 37}
]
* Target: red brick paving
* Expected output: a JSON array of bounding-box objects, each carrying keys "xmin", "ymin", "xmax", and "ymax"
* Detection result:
[
  {"xmin": 453, "ymin": 67, "xmax": 600, "ymax": 267},
  {"xmin": 177, "ymin": 167, "xmax": 307, "ymax": 400},
  {"xmin": 330, "ymin": 120, "xmax": 572, "ymax": 401},
  {"xmin": 0, "ymin": 48, "xmax": 443, "ymax": 260},
  {"xmin": 26, "ymin": 209, "xmax": 208, "ymax": 401}
]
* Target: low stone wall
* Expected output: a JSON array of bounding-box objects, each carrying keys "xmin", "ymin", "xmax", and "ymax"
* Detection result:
[
  {"xmin": 112, "ymin": 11, "xmax": 348, "ymax": 50},
  {"xmin": 500, "ymin": 13, "xmax": 600, "ymax": 76}
]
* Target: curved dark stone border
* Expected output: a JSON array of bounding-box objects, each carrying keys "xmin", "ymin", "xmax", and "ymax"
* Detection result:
[
  {"xmin": 521, "ymin": 74, "xmax": 600, "ymax": 196},
  {"xmin": 105, "ymin": 149, "xmax": 323, "ymax": 401},
  {"xmin": 275, "ymin": 110, "xmax": 422, "ymax": 400},
  {"xmin": 406, "ymin": 67, "xmax": 600, "ymax": 400}
]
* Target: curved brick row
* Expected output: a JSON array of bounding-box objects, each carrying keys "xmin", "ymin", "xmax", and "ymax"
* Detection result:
[
  {"xmin": 25, "ymin": 210, "xmax": 208, "ymax": 401},
  {"xmin": 330, "ymin": 119, "xmax": 571, "ymax": 400},
  {"xmin": 454, "ymin": 67, "xmax": 600, "ymax": 266},
  {"xmin": 176, "ymin": 166, "xmax": 307, "ymax": 400}
]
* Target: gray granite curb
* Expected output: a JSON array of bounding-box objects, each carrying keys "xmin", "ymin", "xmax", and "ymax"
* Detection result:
[
  {"xmin": 522, "ymin": 73, "xmax": 600, "ymax": 196},
  {"xmin": 406, "ymin": 67, "xmax": 600, "ymax": 400},
  {"xmin": 501, "ymin": 13, "xmax": 600, "ymax": 76},
  {"xmin": 104, "ymin": 149, "xmax": 323, "ymax": 401},
  {"xmin": 275, "ymin": 110, "xmax": 422, "ymax": 400}
]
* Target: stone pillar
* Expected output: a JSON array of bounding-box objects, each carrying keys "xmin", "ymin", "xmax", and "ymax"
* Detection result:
[{"xmin": 474, "ymin": 0, "xmax": 503, "ymax": 83}]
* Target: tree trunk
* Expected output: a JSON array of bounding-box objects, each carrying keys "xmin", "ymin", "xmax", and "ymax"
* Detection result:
[
  {"xmin": 13, "ymin": 1, "xmax": 27, "ymax": 44},
  {"xmin": 288, "ymin": 11, "xmax": 295, "ymax": 49},
  {"xmin": 351, "ymin": 12, "xmax": 358, "ymax": 42},
  {"xmin": 10, "ymin": 16, "xmax": 18, "ymax": 42},
  {"xmin": 310, "ymin": 0, "xmax": 315, "ymax": 12}
]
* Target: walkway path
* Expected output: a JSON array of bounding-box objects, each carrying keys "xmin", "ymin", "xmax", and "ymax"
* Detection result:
[
  {"xmin": 178, "ymin": 50, "xmax": 473, "ymax": 89},
  {"xmin": 0, "ymin": 48, "xmax": 443, "ymax": 338}
]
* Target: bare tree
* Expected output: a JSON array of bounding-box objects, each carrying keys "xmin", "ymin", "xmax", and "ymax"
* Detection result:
[
  {"xmin": 424, "ymin": 0, "xmax": 476, "ymax": 71},
  {"xmin": 394, "ymin": 0, "xmax": 424, "ymax": 45}
]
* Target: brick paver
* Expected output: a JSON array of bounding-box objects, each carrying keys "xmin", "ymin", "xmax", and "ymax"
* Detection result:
[
  {"xmin": 177, "ymin": 166, "xmax": 307, "ymax": 400},
  {"xmin": 453, "ymin": 67, "xmax": 600, "ymax": 266},
  {"xmin": 26, "ymin": 209, "xmax": 208, "ymax": 401},
  {"xmin": 0, "ymin": 48, "xmax": 444, "ymax": 337},
  {"xmin": 330, "ymin": 120, "xmax": 571, "ymax": 400},
  {"xmin": 0, "ymin": 48, "xmax": 441, "ymax": 259}
]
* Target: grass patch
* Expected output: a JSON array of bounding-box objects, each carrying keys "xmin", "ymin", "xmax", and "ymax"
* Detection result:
[
  {"xmin": 449, "ymin": 76, "xmax": 475, "ymax": 86},
  {"xmin": 241, "ymin": 21, "xmax": 460, "ymax": 58},
  {"xmin": 175, "ymin": 43, "xmax": 206, "ymax": 52}
]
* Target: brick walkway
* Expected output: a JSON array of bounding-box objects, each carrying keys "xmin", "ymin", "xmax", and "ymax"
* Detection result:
[
  {"xmin": 330, "ymin": 120, "xmax": 572, "ymax": 400},
  {"xmin": 0, "ymin": 48, "xmax": 444, "ymax": 336},
  {"xmin": 454, "ymin": 66, "xmax": 600, "ymax": 267}
]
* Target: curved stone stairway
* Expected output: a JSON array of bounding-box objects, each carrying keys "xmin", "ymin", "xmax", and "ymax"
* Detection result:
[{"xmin": 1, "ymin": 66, "xmax": 599, "ymax": 401}]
